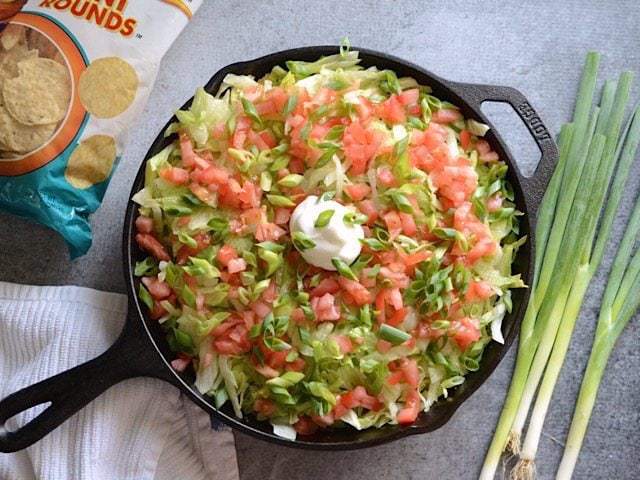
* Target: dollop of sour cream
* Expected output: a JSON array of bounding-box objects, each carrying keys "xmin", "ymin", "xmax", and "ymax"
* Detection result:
[{"xmin": 290, "ymin": 195, "xmax": 364, "ymax": 271}]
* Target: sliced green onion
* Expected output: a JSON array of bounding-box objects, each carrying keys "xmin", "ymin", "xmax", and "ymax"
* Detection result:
[
  {"xmin": 378, "ymin": 324, "xmax": 411, "ymax": 345},
  {"xmin": 277, "ymin": 174, "xmax": 303, "ymax": 188},
  {"xmin": 134, "ymin": 257, "xmax": 158, "ymax": 277},
  {"xmin": 292, "ymin": 231, "xmax": 316, "ymax": 251},
  {"xmin": 331, "ymin": 257, "xmax": 357, "ymax": 281},
  {"xmin": 315, "ymin": 209, "xmax": 335, "ymax": 228},
  {"xmin": 343, "ymin": 211, "xmax": 368, "ymax": 226},
  {"xmin": 266, "ymin": 194, "xmax": 296, "ymax": 207},
  {"xmin": 283, "ymin": 95, "xmax": 298, "ymax": 116},
  {"xmin": 138, "ymin": 284, "xmax": 153, "ymax": 309},
  {"xmin": 241, "ymin": 97, "xmax": 262, "ymax": 125}
]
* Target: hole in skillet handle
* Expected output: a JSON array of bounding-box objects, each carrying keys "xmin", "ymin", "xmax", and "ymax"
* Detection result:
[
  {"xmin": 0, "ymin": 317, "xmax": 168, "ymax": 453},
  {"xmin": 447, "ymin": 82, "xmax": 559, "ymax": 227}
]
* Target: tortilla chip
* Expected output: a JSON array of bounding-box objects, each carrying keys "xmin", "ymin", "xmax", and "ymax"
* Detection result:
[
  {"xmin": 0, "ymin": 100, "xmax": 56, "ymax": 152},
  {"xmin": 0, "ymin": 42, "xmax": 37, "ymax": 89},
  {"xmin": 2, "ymin": 57, "xmax": 71, "ymax": 126},
  {"xmin": 0, "ymin": 24, "xmax": 26, "ymax": 51},
  {"xmin": 65, "ymin": 135, "xmax": 117, "ymax": 189},
  {"xmin": 79, "ymin": 57, "xmax": 138, "ymax": 118}
]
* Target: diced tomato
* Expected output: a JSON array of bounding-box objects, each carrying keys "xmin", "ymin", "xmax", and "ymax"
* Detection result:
[
  {"xmin": 141, "ymin": 276, "xmax": 171, "ymax": 300},
  {"xmin": 451, "ymin": 316, "xmax": 481, "ymax": 351},
  {"xmin": 311, "ymin": 277, "xmax": 341, "ymax": 297},
  {"xmin": 400, "ymin": 359, "xmax": 420, "ymax": 388},
  {"xmin": 191, "ymin": 165, "xmax": 229, "ymax": 186},
  {"xmin": 159, "ymin": 166, "xmax": 189, "ymax": 185},
  {"xmin": 355, "ymin": 96, "xmax": 375, "ymax": 121},
  {"xmin": 466, "ymin": 280, "xmax": 494, "ymax": 302},
  {"xmin": 310, "ymin": 293, "xmax": 341, "ymax": 321},
  {"xmin": 397, "ymin": 388, "xmax": 421, "ymax": 425},
  {"xmin": 480, "ymin": 151, "xmax": 500, "ymax": 162},
  {"xmin": 383, "ymin": 211, "xmax": 402, "ymax": 236},
  {"xmin": 171, "ymin": 357, "xmax": 191, "ymax": 372},
  {"xmin": 379, "ymin": 95, "xmax": 406, "ymax": 124},
  {"xmin": 254, "ymin": 398, "xmax": 277, "ymax": 416},
  {"xmin": 294, "ymin": 417, "xmax": 318, "ymax": 436},
  {"xmin": 402, "ymin": 250, "xmax": 431, "ymax": 267},
  {"xmin": 217, "ymin": 244, "xmax": 238, "ymax": 267},
  {"xmin": 285, "ymin": 357, "xmax": 306, "ymax": 372},
  {"xmin": 274, "ymin": 208, "xmax": 292, "ymax": 225},
  {"xmin": 255, "ymin": 222, "xmax": 286, "ymax": 242},
  {"xmin": 231, "ymin": 116, "xmax": 251, "ymax": 149},
  {"xmin": 291, "ymin": 307, "xmax": 306, "ymax": 324},
  {"xmin": 388, "ymin": 307, "xmax": 407, "ymax": 326},
  {"xmin": 261, "ymin": 280, "xmax": 278, "ymax": 303},
  {"xmin": 379, "ymin": 266, "xmax": 410, "ymax": 289},
  {"xmin": 311, "ymin": 413, "xmax": 335, "ymax": 427},
  {"xmin": 460, "ymin": 129, "xmax": 472, "ymax": 150},
  {"xmin": 475, "ymin": 139, "xmax": 491, "ymax": 155},
  {"xmin": 179, "ymin": 132, "xmax": 196, "ymax": 168},
  {"xmin": 333, "ymin": 334, "xmax": 353, "ymax": 354},
  {"xmin": 399, "ymin": 88, "xmax": 419, "ymax": 106},
  {"xmin": 340, "ymin": 386, "xmax": 382, "ymax": 411},
  {"xmin": 212, "ymin": 317, "xmax": 251, "ymax": 355},
  {"xmin": 344, "ymin": 183, "xmax": 371, "ymax": 202},
  {"xmin": 376, "ymin": 339, "xmax": 392, "ymax": 353},
  {"xmin": 432, "ymin": 108, "xmax": 462, "ymax": 124},
  {"xmin": 377, "ymin": 167, "xmax": 396, "ymax": 187},
  {"xmin": 237, "ymin": 181, "xmax": 261, "ymax": 209},
  {"xmin": 386, "ymin": 287, "xmax": 403, "ymax": 311},
  {"xmin": 333, "ymin": 402, "xmax": 349, "ymax": 419},
  {"xmin": 358, "ymin": 200, "xmax": 378, "ymax": 225},
  {"xmin": 337, "ymin": 277, "xmax": 372, "ymax": 306},
  {"xmin": 135, "ymin": 233, "xmax": 170, "ymax": 261},
  {"xmin": 399, "ymin": 212, "xmax": 417, "ymax": 236},
  {"xmin": 227, "ymin": 258, "xmax": 247, "ymax": 274},
  {"xmin": 135, "ymin": 215, "xmax": 153, "ymax": 234},
  {"xmin": 487, "ymin": 194, "xmax": 503, "ymax": 212},
  {"xmin": 343, "ymin": 121, "xmax": 382, "ymax": 175}
]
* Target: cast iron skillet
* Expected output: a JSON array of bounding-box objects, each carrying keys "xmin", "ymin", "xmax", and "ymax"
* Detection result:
[{"xmin": 0, "ymin": 46, "xmax": 557, "ymax": 453}]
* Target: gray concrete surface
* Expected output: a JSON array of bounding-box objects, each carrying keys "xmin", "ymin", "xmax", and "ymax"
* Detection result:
[{"xmin": 1, "ymin": 1, "xmax": 639, "ymax": 479}]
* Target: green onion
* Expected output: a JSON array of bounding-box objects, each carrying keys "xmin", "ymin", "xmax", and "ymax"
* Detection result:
[
  {"xmin": 378, "ymin": 324, "xmax": 411, "ymax": 345},
  {"xmin": 177, "ymin": 232, "xmax": 197, "ymax": 249},
  {"xmin": 241, "ymin": 97, "xmax": 262, "ymax": 125},
  {"xmin": 314, "ymin": 209, "xmax": 335, "ymax": 228},
  {"xmin": 138, "ymin": 284, "xmax": 153, "ymax": 309},
  {"xmin": 277, "ymin": 173, "xmax": 303, "ymax": 188},
  {"xmin": 266, "ymin": 194, "xmax": 296, "ymax": 208},
  {"xmin": 331, "ymin": 257, "xmax": 357, "ymax": 281},
  {"xmin": 388, "ymin": 190, "xmax": 413, "ymax": 213},
  {"xmin": 283, "ymin": 95, "xmax": 298, "ymax": 116},
  {"xmin": 359, "ymin": 237, "xmax": 386, "ymax": 251},
  {"xmin": 292, "ymin": 231, "xmax": 315, "ymax": 251},
  {"xmin": 481, "ymin": 53, "xmax": 640, "ymax": 480},
  {"xmin": 134, "ymin": 257, "xmax": 158, "ymax": 277},
  {"xmin": 343, "ymin": 211, "xmax": 368, "ymax": 226},
  {"xmin": 480, "ymin": 52, "xmax": 602, "ymax": 479}
]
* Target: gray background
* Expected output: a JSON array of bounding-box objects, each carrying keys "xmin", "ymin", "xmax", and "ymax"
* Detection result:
[{"xmin": 1, "ymin": 1, "xmax": 639, "ymax": 479}]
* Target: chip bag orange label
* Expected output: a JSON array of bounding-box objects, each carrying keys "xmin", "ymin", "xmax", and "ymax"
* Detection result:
[{"xmin": 0, "ymin": 0, "xmax": 202, "ymax": 257}]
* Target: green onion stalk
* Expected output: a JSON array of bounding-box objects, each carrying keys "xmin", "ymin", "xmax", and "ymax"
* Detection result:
[
  {"xmin": 510, "ymin": 73, "xmax": 635, "ymax": 443},
  {"xmin": 478, "ymin": 52, "xmax": 600, "ymax": 480},
  {"xmin": 514, "ymin": 105, "xmax": 640, "ymax": 479}
]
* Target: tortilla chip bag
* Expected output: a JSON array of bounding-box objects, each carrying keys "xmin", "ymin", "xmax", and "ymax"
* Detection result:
[{"xmin": 0, "ymin": 0, "xmax": 203, "ymax": 257}]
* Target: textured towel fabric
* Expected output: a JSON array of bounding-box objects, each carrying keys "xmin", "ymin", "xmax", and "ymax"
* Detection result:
[{"xmin": 0, "ymin": 282, "xmax": 239, "ymax": 480}]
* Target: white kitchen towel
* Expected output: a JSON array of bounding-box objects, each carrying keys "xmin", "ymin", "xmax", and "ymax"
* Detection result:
[{"xmin": 0, "ymin": 282, "xmax": 239, "ymax": 480}]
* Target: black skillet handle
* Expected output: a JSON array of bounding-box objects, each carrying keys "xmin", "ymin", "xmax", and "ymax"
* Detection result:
[
  {"xmin": 0, "ymin": 313, "xmax": 173, "ymax": 453},
  {"xmin": 449, "ymin": 82, "xmax": 558, "ymax": 221}
]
